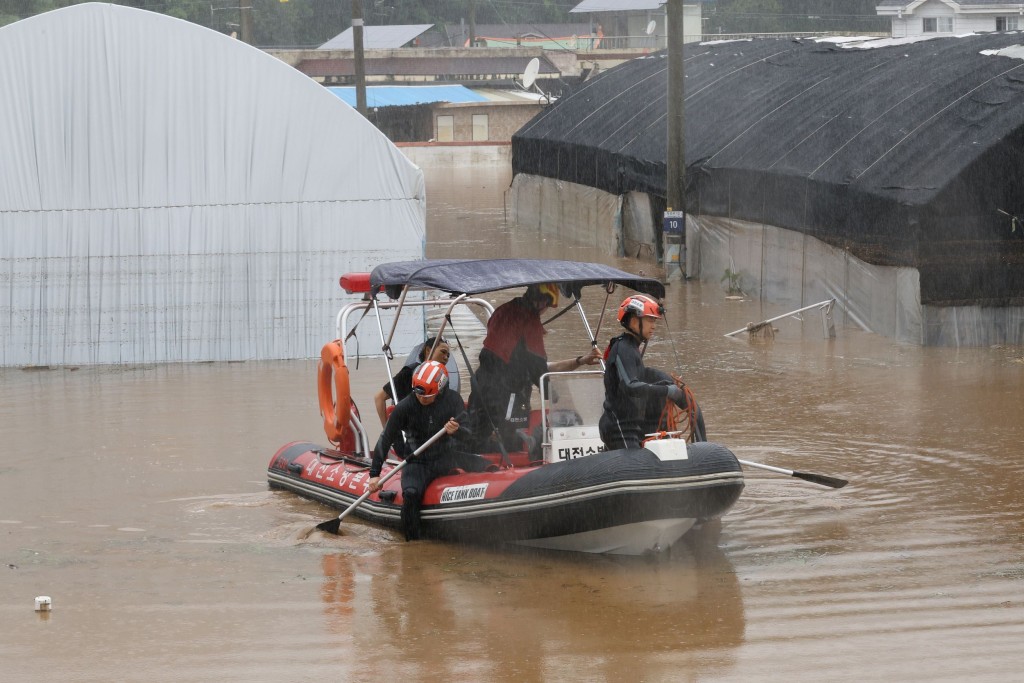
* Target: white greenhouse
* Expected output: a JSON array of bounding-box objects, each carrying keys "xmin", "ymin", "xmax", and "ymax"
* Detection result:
[{"xmin": 0, "ymin": 3, "xmax": 426, "ymax": 367}]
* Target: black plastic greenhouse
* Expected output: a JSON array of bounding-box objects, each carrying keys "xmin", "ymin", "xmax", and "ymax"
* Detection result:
[{"xmin": 512, "ymin": 36, "xmax": 1024, "ymax": 305}]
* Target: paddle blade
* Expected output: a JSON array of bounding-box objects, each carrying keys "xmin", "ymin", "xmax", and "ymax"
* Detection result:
[
  {"xmin": 314, "ymin": 517, "xmax": 343, "ymax": 535},
  {"xmin": 793, "ymin": 470, "xmax": 848, "ymax": 489}
]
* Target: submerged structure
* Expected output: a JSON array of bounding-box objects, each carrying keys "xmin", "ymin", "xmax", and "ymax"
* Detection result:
[
  {"xmin": 0, "ymin": 3, "xmax": 425, "ymax": 367},
  {"xmin": 511, "ymin": 35, "xmax": 1024, "ymax": 346}
]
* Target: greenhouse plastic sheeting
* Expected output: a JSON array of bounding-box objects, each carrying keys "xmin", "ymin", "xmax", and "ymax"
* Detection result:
[
  {"xmin": 509, "ymin": 174, "xmax": 622, "ymax": 257},
  {"xmin": 690, "ymin": 214, "xmax": 924, "ymax": 343},
  {"xmin": 513, "ymin": 35, "xmax": 1024, "ymax": 306},
  {"xmin": 0, "ymin": 4, "xmax": 426, "ymax": 367}
]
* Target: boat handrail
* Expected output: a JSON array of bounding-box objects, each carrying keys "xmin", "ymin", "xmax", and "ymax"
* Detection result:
[
  {"xmin": 348, "ymin": 404, "xmax": 372, "ymax": 459},
  {"xmin": 335, "ymin": 295, "xmax": 495, "ymax": 456},
  {"xmin": 336, "ymin": 296, "xmax": 495, "ymax": 357}
]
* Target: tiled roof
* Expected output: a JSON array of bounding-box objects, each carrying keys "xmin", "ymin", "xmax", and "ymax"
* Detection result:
[
  {"xmin": 570, "ymin": 0, "xmax": 666, "ymax": 11},
  {"xmin": 319, "ymin": 24, "xmax": 433, "ymax": 49}
]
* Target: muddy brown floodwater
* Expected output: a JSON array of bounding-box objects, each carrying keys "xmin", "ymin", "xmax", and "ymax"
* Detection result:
[{"xmin": 3, "ymin": 162, "xmax": 1024, "ymax": 682}]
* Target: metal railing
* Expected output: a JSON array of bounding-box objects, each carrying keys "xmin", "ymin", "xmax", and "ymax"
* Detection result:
[{"xmin": 578, "ymin": 31, "xmax": 888, "ymax": 51}]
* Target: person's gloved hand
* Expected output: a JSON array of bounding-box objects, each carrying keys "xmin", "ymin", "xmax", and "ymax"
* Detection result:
[{"xmin": 666, "ymin": 385, "xmax": 685, "ymax": 405}]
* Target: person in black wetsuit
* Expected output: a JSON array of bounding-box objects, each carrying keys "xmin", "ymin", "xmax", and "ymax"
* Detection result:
[
  {"xmin": 599, "ymin": 294, "xmax": 705, "ymax": 450},
  {"xmin": 372, "ymin": 336, "xmax": 455, "ymax": 456},
  {"xmin": 467, "ymin": 282, "xmax": 600, "ymax": 454},
  {"xmin": 368, "ymin": 360, "xmax": 489, "ymax": 541}
]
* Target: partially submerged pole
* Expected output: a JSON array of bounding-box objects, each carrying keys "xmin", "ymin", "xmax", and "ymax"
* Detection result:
[
  {"xmin": 664, "ymin": 0, "xmax": 686, "ymax": 279},
  {"xmin": 724, "ymin": 299, "xmax": 838, "ymax": 338}
]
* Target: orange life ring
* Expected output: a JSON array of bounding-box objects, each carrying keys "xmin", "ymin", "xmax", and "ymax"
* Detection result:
[{"xmin": 318, "ymin": 340, "xmax": 353, "ymax": 448}]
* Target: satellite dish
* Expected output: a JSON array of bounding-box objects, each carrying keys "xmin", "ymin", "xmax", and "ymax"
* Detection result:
[
  {"xmin": 646, "ymin": 20, "xmax": 657, "ymax": 36},
  {"xmin": 522, "ymin": 57, "xmax": 540, "ymax": 89}
]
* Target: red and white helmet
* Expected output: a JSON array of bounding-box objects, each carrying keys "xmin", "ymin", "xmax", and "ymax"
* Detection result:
[
  {"xmin": 617, "ymin": 294, "xmax": 664, "ymax": 323},
  {"xmin": 411, "ymin": 360, "xmax": 449, "ymax": 397}
]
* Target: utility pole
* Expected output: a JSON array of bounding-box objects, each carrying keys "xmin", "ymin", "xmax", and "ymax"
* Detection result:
[
  {"xmin": 353, "ymin": 0, "xmax": 367, "ymax": 116},
  {"xmin": 468, "ymin": 0, "xmax": 477, "ymax": 46},
  {"xmin": 239, "ymin": 0, "xmax": 253, "ymax": 44},
  {"xmin": 664, "ymin": 0, "xmax": 686, "ymax": 279}
]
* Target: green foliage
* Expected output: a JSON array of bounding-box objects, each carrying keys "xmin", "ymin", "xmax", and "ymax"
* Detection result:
[
  {"xmin": 703, "ymin": 0, "xmax": 888, "ymax": 36},
  {"xmin": 1, "ymin": 0, "xmax": 889, "ymax": 46},
  {"xmin": 0, "ymin": 0, "xmax": 61, "ymax": 27},
  {"xmin": 721, "ymin": 267, "xmax": 743, "ymax": 296}
]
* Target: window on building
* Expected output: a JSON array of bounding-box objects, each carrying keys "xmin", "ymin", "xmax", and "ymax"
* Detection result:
[
  {"xmin": 436, "ymin": 115, "xmax": 454, "ymax": 142},
  {"xmin": 923, "ymin": 16, "xmax": 954, "ymax": 33},
  {"xmin": 996, "ymin": 16, "xmax": 1019, "ymax": 31},
  {"xmin": 472, "ymin": 114, "xmax": 489, "ymax": 142}
]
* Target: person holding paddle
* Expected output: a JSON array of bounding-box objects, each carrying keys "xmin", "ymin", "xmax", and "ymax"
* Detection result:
[
  {"xmin": 368, "ymin": 360, "xmax": 488, "ymax": 541},
  {"xmin": 372, "ymin": 335, "xmax": 455, "ymax": 457},
  {"xmin": 600, "ymin": 294, "xmax": 704, "ymax": 450}
]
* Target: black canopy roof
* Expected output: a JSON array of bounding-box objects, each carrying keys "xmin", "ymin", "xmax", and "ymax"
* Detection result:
[
  {"xmin": 369, "ymin": 259, "xmax": 665, "ymax": 299},
  {"xmin": 512, "ymin": 35, "xmax": 1024, "ymax": 304}
]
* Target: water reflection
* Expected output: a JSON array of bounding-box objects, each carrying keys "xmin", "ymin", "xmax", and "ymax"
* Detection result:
[{"xmin": 318, "ymin": 527, "xmax": 744, "ymax": 681}]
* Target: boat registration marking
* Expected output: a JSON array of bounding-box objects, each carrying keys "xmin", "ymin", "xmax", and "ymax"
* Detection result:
[{"xmin": 440, "ymin": 483, "xmax": 489, "ymax": 504}]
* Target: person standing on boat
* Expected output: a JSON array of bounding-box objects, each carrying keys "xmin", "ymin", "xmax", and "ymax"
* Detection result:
[
  {"xmin": 469, "ymin": 282, "xmax": 600, "ymax": 454},
  {"xmin": 600, "ymin": 294, "xmax": 704, "ymax": 450},
  {"xmin": 368, "ymin": 360, "xmax": 488, "ymax": 541}
]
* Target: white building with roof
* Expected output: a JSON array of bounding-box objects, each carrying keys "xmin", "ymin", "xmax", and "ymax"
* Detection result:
[
  {"xmin": 0, "ymin": 3, "xmax": 426, "ymax": 367},
  {"xmin": 877, "ymin": 0, "xmax": 1024, "ymax": 37}
]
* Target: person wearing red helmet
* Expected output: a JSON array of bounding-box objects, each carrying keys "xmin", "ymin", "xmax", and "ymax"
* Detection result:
[
  {"xmin": 599, "ymin": 294, "xmax": 700, "ymax": 450},
  {"xmin": 468, "ymin": 282, "xmax": 600, "ymax": 454},
  {"xmin": 368, "ymin": 360, "xmax": 488, "ymax": 540},
  {"xmin": 372, "ymin": 335, "xmax": 455, "ymax": 457}
]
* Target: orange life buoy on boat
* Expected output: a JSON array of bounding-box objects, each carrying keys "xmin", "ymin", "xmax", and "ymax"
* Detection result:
[{"xmin": 318, "ymin": 340, "xmax": 353, "ymax": 449}]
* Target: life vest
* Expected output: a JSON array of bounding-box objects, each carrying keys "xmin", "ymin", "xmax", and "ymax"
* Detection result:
[{"xmin": 317, "ymin": 340, "xmax": 354, "ymax": 450}]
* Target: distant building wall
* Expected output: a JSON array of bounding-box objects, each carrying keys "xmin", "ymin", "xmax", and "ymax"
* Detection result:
[
  {"xmin": 396, "ymin": 142, "xmax": 511, "ymax": 167},
  {"xmin": 430, "ymin": 101, "xmax": 544, "ymax": 142},
  {"xmin": 574, "ymin": 4, "xmax": 703, "ymax": 47}
]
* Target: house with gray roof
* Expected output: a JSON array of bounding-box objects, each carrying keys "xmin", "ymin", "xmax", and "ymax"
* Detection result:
[{"xmin": 319, "ymin": 24, "xmax": 434, "ymax": 50}]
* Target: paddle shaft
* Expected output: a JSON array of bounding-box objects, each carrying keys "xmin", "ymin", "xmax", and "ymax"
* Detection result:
[
  {"xmin": 316, "ymin": 424, "xmax": 449, "ymax": 532},
  {"xmin": 336, "ymin": 459, "xmax": 408, "ymax": 523},
  {"xmin": 738, "ymin": 458, "xmax": 848, "ymax": 489}
]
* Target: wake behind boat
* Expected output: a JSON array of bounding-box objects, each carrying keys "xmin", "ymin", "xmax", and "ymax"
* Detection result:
[{"xmin": 268, "ymin": 258, "xmax": 745, "ymax": 555}]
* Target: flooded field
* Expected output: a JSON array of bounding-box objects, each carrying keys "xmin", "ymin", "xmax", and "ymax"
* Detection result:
[{"xmin": 2, "ymin": 163, "xmax": 1023, "ymax": 681}]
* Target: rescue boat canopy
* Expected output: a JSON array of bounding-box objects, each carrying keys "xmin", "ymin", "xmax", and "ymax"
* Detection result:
[{"xmin": 369, "ymin": 258, "xmax": 666, "ymax": 300}]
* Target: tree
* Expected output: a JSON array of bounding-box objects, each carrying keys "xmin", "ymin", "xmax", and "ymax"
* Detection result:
[{"xmin": 705, "ymin": 0, "xmax": 887, "ymax": 35}]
